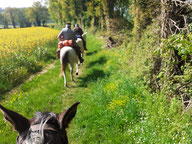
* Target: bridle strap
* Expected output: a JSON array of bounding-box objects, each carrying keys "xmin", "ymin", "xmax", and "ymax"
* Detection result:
[
  {"xmin": 30, "ymin": 124, "xmax": 58, "ymax": 132},
  {"xmin": 17, "ymin": 124, "xmax": 60, "ymax": 144}
]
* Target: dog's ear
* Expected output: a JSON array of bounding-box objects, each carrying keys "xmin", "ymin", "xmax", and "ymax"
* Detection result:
[
  {"xmin": 58, "ymin": 102, "xmax": 80, "ymax": 130},
  {"xmin": 0, "ymin": 105, "xmax": 30, "ymax": 134}
]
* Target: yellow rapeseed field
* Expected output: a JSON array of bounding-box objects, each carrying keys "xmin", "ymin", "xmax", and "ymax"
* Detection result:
[
  {"xmin": 0, "ymin": 27, "xmax": 59, "ymax": 93},
  {"xmin": 0, "ymin": 27, "xmax": 58, "ymax": 59}
]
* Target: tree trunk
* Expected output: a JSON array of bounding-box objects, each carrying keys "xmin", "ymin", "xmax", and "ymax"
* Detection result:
[
  {"xmin": 36, "ymin": 16, "xmax": 41, "ymax": 26},
  {"xmin": 59, "ymin": 12, "xmax": 63, "ymax": 25},
  {"xmin": 11, "ymin": 19, "xmax": 16, "ymax": 28},
  {"xmin": 102, "ymin": 0, "xmax": 115, "ymax": 31}
]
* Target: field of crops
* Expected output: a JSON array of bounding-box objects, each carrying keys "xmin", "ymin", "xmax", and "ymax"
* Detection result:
[
  {"xmin": 0, "ymin": 27, "xmax": 58, "ymax": 58},
  {"xmin": 0, "ymin": 27, "xmax": 59, "ymax": 94}
]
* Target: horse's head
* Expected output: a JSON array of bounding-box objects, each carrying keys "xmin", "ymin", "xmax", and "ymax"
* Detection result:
[{"xmin": 0, "ymin": 102, "xmax": 80, "ymax": 144}]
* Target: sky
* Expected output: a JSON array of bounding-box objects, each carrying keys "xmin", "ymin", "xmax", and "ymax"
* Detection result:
[{"xmin": 0, "ymin": 0, "xmax": 45, "ymax": 9}]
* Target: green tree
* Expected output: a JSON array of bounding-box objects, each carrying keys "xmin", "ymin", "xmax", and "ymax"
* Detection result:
[
  {"xmin": 0, "ymin": 12, "xmax": 9, "ymax": 28},
  {"xmin": 4, "ymin": 7, "xmax": 17, "ymax": 28},
  {"xmin": 27, "ymin": 1, "xmax": 49, "ymax": 26},
  {"xmin": 61, "ymin": 0, "xmax": 72, "ymax": 23},
  {"xmin": 40, "ymin": 6, "xmax": 49, "ymax": 26},
  {"xmin": 48, "ymin": 0, "xmax": 132, "ymax": 29},
  {"xmin": 15, "ymin": 8, "xmax": 32, "ymax": 28},
  {"xmin": 32, "ymin": 1, "xmax": 42, "ymax": 26},
  {"xmin": 49, "ymin": 0, "xmax": 63, "ymax": 24},
  {"xmin": 86, "ymin": 0, "xmax": 101, "ymax": 27},
  {"xmin": 130, "ymin": 0, "xmax": 160, "ymax": 39},
  {"xmin": 49, "ymin": 0, "xmax": 74, "ymax": 24},
  {"xmin": 15, "ymin": 9, "xmax": 26, "ymax": 28},
  {"xmin": 26, "ymin": 7, "xmax": 37, "ymax": 26},
  {"xmin": 0, "ymin": 13, "xmax": 3, "ymax": 25}
]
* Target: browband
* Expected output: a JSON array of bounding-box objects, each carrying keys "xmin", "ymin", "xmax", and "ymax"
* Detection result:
[{"xmin": 17, "ymin": 124, "xmax": 60, "ymax": 144}]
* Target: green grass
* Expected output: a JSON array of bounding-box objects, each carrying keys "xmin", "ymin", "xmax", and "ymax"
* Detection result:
[
  {"xmin": 0, "ymin": 39, "xmax": 58, "ymax": 95},
  {"xmin": 0, "ymin": 34, "xmax": 192, "ymax": 143}
]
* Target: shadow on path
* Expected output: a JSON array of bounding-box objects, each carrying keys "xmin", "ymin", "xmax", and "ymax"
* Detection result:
[
  {"xmin": 78, "ymin": 68, "xmax": 109, "ymax": 87},
  {"xmin": 86, "ymin": 50, "xmax": 98, "ymax": 56},
  {"xmin": 87, "ymin": 56, "xmax": 107, "ymax": 68}
]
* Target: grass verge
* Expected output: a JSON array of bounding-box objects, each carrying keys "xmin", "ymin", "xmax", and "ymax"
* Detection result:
[
  {"xmin": 0, "ymin": 34, "xmax": 191, "ymax": 143},
  {"xmin": 0, "ymin": 28, "xmax": 59, "ymax": 95}
]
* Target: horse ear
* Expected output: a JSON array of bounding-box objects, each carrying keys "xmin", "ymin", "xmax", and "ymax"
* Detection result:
[
  {"xmin": 0, "ymin": 104, "xmax": 30, "ymax": 134},
  {"xmin": 58, "ymin": 101, "xmax": 80, "ymax": 130}
]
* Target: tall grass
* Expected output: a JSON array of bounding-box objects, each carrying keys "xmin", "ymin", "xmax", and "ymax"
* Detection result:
[
  {"xmin": 68, "ymin": 34, "xmax": 192, "ymax": 143},
  {"xmin": 0, "ymin": 34, "xmax": 191, "ymax": 143},
  {"xmin": 0, "ymin": 27, "xmax": 59, "ymax": 94}
]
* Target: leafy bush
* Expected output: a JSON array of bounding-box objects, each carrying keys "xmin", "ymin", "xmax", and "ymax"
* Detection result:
[
  {"xmin": 68, "ymin": 34, "xmax": 192, "ymax": 143},
  {"xmin": 158, "ymin": 33, "xmax": 192, "ymax": 100}
]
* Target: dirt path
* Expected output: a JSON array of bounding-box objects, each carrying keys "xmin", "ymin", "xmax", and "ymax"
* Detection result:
[
  {"xmin": 4, "ymin": 59, "xmax": 86, "ymax": 99},
  {"xmin": 4, "ymin": 61, "xmax": 56, "ymax": 97}
]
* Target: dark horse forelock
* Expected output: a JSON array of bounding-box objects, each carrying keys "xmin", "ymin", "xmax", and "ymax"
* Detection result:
[
  {"xmin": 33, "ymin": 112, "xmax": 58, "ymax": 125},
  {"xmin": 17, "ymin": 112, "xmax": 65, "ymax": 144}
]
